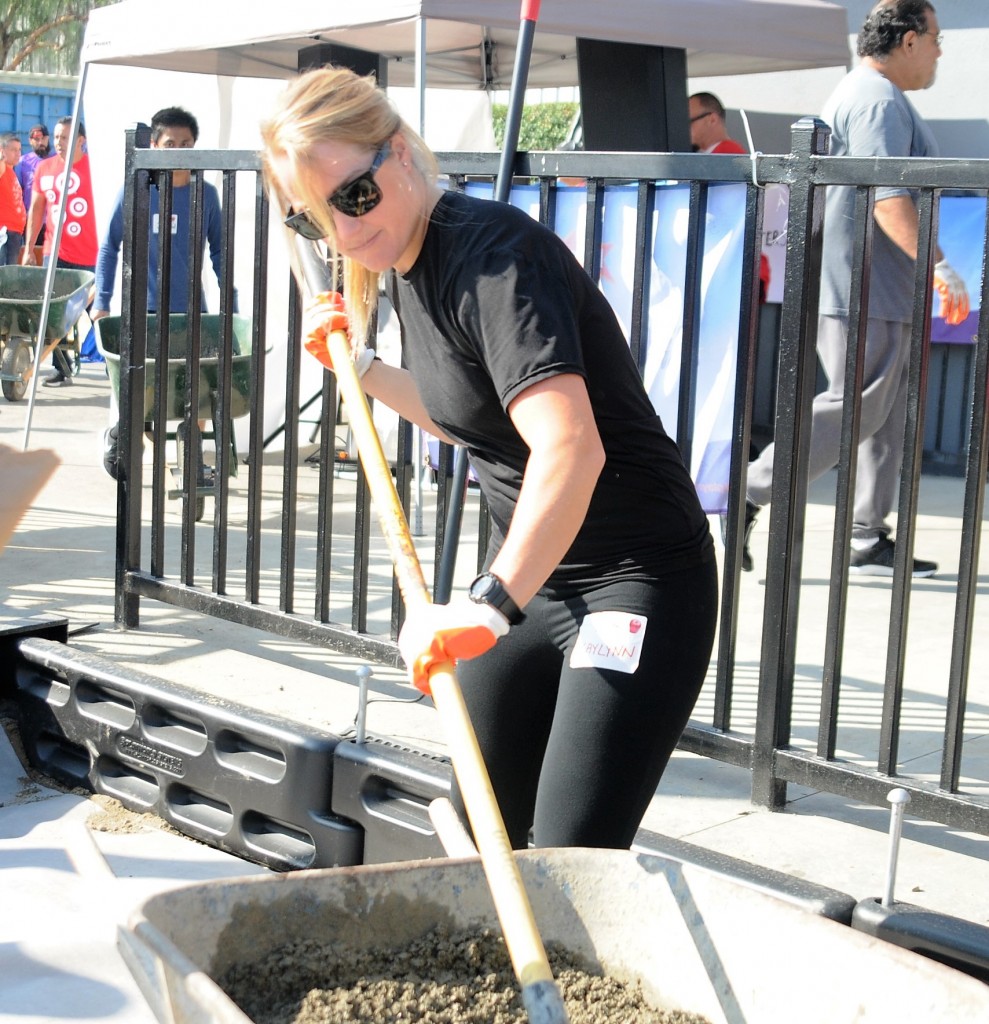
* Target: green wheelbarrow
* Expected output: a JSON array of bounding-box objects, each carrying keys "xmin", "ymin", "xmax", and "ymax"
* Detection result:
[
  {"xmin": 0, "ymin": 266, "xmax": 94, "ymax": 401},
  {"xmin": 96, "ymin": 313, "xmax": 254, "ymax": 521}
]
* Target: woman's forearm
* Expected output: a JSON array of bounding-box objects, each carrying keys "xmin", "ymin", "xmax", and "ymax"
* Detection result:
[
  {"xmin": 489, "ymin": 437, "xmax": 603, "ymax": 607},
  {"xmin": 488, "ymin": 374, "xmax": 605, "ymax": 606}
]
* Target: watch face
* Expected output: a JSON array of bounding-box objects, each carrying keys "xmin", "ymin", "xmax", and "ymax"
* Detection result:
[
  {"xmin": 468, "ymin": 572, "xmax": 523, "ymax": 625},
  {"xmin": 470, "ymin": 574, "xmax": 497, "ymax": 601}
]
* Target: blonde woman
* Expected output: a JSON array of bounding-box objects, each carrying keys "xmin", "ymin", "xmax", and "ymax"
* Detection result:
[{"xmin": 261, "ymin": 67, "xmax": 717, "ymax": 850}]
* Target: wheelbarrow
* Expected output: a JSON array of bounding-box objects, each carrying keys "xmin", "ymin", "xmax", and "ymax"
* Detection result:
[
  {"xmin": 118, "ymin": 848, "xmax": 989, "ymax": 1024},
  {"xmin": 0, "ymin": 266, "xmax": 94, "ymax": 401},
  {"xmin": 96, "ymin": 313, "xmax": 253, "ymax": 521}
]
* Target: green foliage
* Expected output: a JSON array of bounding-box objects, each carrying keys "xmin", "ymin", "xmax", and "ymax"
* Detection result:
[
  {"xmin": 492, "ymin": 101, "xmax": 579, "ymax": 152},
  {"xmin": 0, "ymin": 0, "xmax": 116, "ymax": 74}
]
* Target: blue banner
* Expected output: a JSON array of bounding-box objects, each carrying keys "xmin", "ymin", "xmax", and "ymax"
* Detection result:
[
  {"xmin": 763, "ymin": 190, "xmax": 987, "ymax": 341},
  {"xmin": 932, "ymin": 195, "xmax": 986, "ymax": 344},
  {"xmin": 462, "ymin": 182, "xmax": 986, "ymax": 514},
  {"xmin": 466, "ymin": 178, "xmax": 744, "ymax": 513}
]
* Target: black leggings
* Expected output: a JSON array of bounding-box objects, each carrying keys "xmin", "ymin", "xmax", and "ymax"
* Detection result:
[{"xmin": 453, "ymin": 559, "xmax": 718, "ymax": 850}]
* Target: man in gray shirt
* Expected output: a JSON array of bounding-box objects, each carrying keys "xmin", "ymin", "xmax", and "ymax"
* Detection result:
[{"xmin": 741, "ymin": 0, "xmax": 967, "ymax": 578}]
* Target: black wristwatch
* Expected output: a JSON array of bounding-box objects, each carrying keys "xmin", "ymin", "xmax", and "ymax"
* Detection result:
[{"xmin": 468, "ymin": 572, "xmax": 525, "ymax": 625}]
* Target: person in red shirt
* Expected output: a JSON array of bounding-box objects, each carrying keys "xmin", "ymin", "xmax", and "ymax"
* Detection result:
[
  {"xmin": 0, "ymin": 133, "xmax": 26, "ymax": 265},
  {"xmin": 689, "ymin": 92, "xmax": 770, "ymax": 302},
  {"xmin": 689, "ymin": 91, "xmax": 746, "ymax": 155},
  {"xmin": 21, "ymin": 117, "xmax": 99, "ymax": 386},
  {"xmin": 690, "ymin": 92, "xmax": 776, "ymax": 566}
]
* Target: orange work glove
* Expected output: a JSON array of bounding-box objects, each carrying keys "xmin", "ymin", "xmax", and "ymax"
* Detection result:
[
  {"xmin": 302, "ymin": 291, "xmax": 376, "ymax": 376},
  {"xmin": 398, "ymin": 599, "xmax": 510, "ymax": 695},
  {"xmin": 933, "ymin": 260, "xmax": 970, "ymax": 326}
]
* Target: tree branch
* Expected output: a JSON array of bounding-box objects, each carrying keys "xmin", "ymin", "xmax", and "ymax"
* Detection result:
[{"xmin": 5, "ymin": 12, "xmax": 86, "ymax": 72}]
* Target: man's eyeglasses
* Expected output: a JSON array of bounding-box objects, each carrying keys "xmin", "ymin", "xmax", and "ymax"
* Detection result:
[
  {"xmin": 284, "ymin": 141, "xmax": 391, "ymax": 240},
  {"xmin": 689, "ymin": 112, "xmax": 712, "ymax": 124}
]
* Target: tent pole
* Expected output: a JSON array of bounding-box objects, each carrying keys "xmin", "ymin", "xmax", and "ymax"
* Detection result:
[
  {"xmin": 414, "ymin": 16, "xmax": 426, "ymax": 136},
  {"xmin": 21, "ymin": 61, "xmax": 90, "ymax": 451},
  {"xmin": 411, "ymin": 15, "xmax": 427, "ymax": 537},
  {"xmin": 494, "ymin": 3, "xmax": 539, "ymax": 204},
  {"xmin": 435, "ymin": 1, "xmax": 541, "ymax": 603}
]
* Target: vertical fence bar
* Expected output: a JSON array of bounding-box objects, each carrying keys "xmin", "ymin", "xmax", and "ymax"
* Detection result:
[
  {"xmin": 714, "ymin": 179, "xmax": 764, "ymax": 731},
  {"xmin": 582, "ymin": 178, "xmax": 603, "ymax": 282},
  {"xmin": 244, "ymin": 174, "xmax": 268, "ymax": 605},
  {"xmin": 752, "ymin": 117, "xmax": 830, "ymax": 809},
  {"xmin": 149, "ymin": 164, "xmax": 173, "ymax": 578},
  {"xmin": 676, "ymin": 181, "xmax": 707, "ymax": 467},
  {"xmin": 538, "ymin": 176, "xmax": 557, "ymax": 231},
  {"xmin": 279, "ymin": 278, "xmax": 302, "ymax": 613},
  {"xmin": 116, "ymin": 123, "xmax": 152, "ymax": 629},
  {"xmin": 351, "ymin": 461, "xmax": 373, "ymax": 634},
  {"xmin": 628, "ymin": 179, "xmax": 656, "ymax": 374},
  {"xmin": 212, "ymin": 168, "xmax": 238, "ymax": 593},
  {"xmin": 430, "ymin": 440, "xmax": 455, "ymax": 600},
  {"xmin": 393, "ymin": 394, "xmax": 415, "ymax": 635},
  {"xmin": 818, "ymin": 185, "xmax": 874, "ymax": 758},
  {"xmin": 314, "ymin": 372, "xmax": 337, "ymax": 623},
  {"xmin": 877, "ymin": 188, "xmax": 938, "ymax": 775},
  {"xmin": 475, "ymin": 494, "xmax": 490, "ymax": 577},
  {"xmin": 179, "ymin": 170, "xmax": 205, "ymax": 584},
  {"xmin": 941, "ymin": 202, "xmax": 989, "ymax": 790}
]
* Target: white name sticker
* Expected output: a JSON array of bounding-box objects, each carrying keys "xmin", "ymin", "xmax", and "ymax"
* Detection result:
[
  {"xmin": 152, "ymin": 213, "xmax": 179, "ymax": 235},
  {"xmin": 569, "ymin": 611, "xmax": 648, "ymax": 674}
]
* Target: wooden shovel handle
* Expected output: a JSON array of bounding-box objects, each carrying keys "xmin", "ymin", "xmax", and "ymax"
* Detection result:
[{"xmin": 327, "ymin": 331, "xmax": 559, "ymax": 995}]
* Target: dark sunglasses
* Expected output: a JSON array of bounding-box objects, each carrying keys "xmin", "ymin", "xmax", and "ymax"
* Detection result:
[{"xmin": 284, "ymin": 141, "xmax": 391, "ymax": 240}]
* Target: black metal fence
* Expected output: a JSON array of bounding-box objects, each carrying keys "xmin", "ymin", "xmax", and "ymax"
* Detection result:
[{"xmin": 111, "ymin": 119, "xmax": 989, "ymax": 835}]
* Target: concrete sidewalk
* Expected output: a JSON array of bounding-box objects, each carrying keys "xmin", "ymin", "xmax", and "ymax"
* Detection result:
[{"xmin": 2, "ymin": 362, "xmax": 989, "ymax": 1021}]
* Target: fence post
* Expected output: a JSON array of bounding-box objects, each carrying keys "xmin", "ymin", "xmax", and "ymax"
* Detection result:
[
  {"xmin": 751, "ymin": 116, "xmax": 830, "ymax": 809},
  {"xmin": 115, "ymin": 122, "xmax": 152, "ymax": 629}
]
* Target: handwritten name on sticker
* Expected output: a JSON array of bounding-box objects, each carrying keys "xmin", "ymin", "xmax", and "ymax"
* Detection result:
[{"xmin": 569, "ymin": 611, "xmax": 647, "ymax": 674}]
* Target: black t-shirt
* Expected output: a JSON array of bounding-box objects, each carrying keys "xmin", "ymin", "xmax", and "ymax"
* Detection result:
[{"xmin": 390, "ymin": 189, "xmax": 713, "ymax": 583}]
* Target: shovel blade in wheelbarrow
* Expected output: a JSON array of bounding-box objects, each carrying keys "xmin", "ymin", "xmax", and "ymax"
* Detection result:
[{"xmin": 96, "ymin": 314, "xmax": 253, "ymax": 424}]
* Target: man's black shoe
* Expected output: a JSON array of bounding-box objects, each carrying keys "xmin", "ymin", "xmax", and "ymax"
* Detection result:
[
  {"xmin": 42, "ymin": 370, "xmax": 72, "ymax": 387},
  {"xmin": 103, "ymin": 424, "xmax": 119, "ymax": 480},
  {"xmin": 849, "ymin": 536, "xmax": 937, "ymax": 578},
  {"xmin": 720, "ymin": 500, "xmax": 760, "ymax": 572},
  {"xmin": 177, "ymin": 420, "xmax": 213, "ymax": 486}
]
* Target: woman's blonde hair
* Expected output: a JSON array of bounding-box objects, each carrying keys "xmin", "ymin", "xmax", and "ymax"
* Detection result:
[{"xmin": 260, "ymin": 65, "xmax": 438, "ymax": 347}]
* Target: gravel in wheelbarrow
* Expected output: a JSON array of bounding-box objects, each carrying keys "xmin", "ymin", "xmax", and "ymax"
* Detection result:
[{"xmin": 219, "ymin": 925, "xmax": 709, "ymax": 1024}]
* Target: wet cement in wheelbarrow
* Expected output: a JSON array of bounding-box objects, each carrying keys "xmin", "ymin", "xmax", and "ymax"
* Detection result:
[{"xmin": 220, "ymin": 926, "xmax": 711, "ymax": 1024}]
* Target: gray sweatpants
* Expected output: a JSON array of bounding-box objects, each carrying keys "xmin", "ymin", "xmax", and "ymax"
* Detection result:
[{"xmin": 746, "ymin": 314, "xmax": 910, "ymax": 542}]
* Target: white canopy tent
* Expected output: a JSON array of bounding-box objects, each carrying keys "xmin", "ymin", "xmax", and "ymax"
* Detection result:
[
  {"xmin": 17, "ymin": 0, "xmax": 852, "ymax": 450},
  {"xmin": 82, "ymin": 0, "xmax": 851, "ymax": 85}
]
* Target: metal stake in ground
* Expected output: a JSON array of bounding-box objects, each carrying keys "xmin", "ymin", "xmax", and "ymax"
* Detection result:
[
  {"xmin": 327, "ymin": 327, "xmax": 570, "ymax": 1024},
  {"xmin": 883, "ymin": 788, "xmax": 911, "ymax": 908}
]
